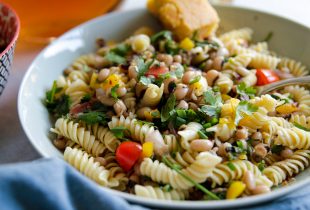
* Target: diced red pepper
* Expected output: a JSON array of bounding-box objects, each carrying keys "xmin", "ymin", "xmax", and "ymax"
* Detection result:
[
  {"xmin": 145, "ymin": 65, "xmax": 169, "ymax": 78},
  {"xmin": 256, "ymin": 69, "xmax": 280, "ymax": 86}
]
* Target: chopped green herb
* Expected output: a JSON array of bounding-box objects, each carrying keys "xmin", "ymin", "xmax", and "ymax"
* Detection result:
[
  {"xmin": 110, "ymin": 43, "xmax": 131, "ymax": 56},
  {"xmin": 210, "ymin": 117, "xmax": 219, "ymax": 125},
  {"xmin": 46, "ymin": 93, "xmax": 71, "ymax": 118},
  {"xmin": 110, "ymin": 84, "xmax": 119, "ymax": 100},
  {"xmin": 175, "ymin": 116, "xmax": 187, "ymax": 127},
  {"xmin": 151, "ymin": 30, "xmax": 172, "ymax": 44},
  {"xmin": 199, "ymin": 105, "xmax": 221, "ymax": 118},
  {"xmin": 161, "ymin": 94, "xmax": 176, "ymax": 122},
  {"xmin": 45, "ymin": 81, "xmax": 58, "ymax": 104},
  {"xmin": 203, "ymin": 123, "xmax": 212, "ymax": 129},
  {"xmin": 189, "ymin": 75, "xmax": 201, "ymax": 85},
  {"xmin": 91, "ymin": 101, "xmax": 108, "ymax": 112},
  {"xmin": 271, "ymin": 145, "xmax": 284, "ymax": 154},
  {"xmin": 203, "ymin": 89, "xmax": 222, "ymax": 106},
  {"xmin": 139, "ymin": 76, "xmax": 154, "ymax": 86},
  {"xmin": 237, "ymin": 82, "xmax": 257, "ymax": 99},
  {"xmin": 77, "ymin": 111, "xmax": 107, "ymax": 125},
  {"xmin": 257, "ymin": 160, "xmax": 266, "ymax": 171},
  {"xmin": 165, "ymin": 39, "xmax": 179, "ymax": 55},
  {"xmin": 162, "ymin": 156, "xmax": 220, "ymax": 200},
  {"xmin": 172, "ymin": 65, "xmax": 184, "ymax": 79},
  {"xmin": 105, "ymin": 52, "xmax": 126, "ymax": 65},
  {"xmin": 235, "ymin": 101, "xmax": 258, "ymax": 124},
  {"xmin": 236, "ymin": 141, "xmax": 244, "ymax": 150},
  {"xmin": 162, "ymin": 184, "xmax": 172, "ymax": 192},
  {"xmin": 135, "ymin": 56, "xmax": 155, "ymax": 80},
  {"xmin": 227, "ymin": 162, "xmax": 236, "ymax": 171},
  {"xmin": 176, "ymin": 109, "xmax": 187, "ymax": 118},
  {"xmin": 294, "ymin": 122, "xmax": 310, "ymax": 131},
  {"xmin": 197, "ymin": 130, "xmax": 208, "ymax": 139},
  {"xmin": 80, "ymin": 93, "xmax": 91, "ymax": 103},
  {"xmin": 110, "ymin": 126, "xmax": 129, "ymax": 140}
]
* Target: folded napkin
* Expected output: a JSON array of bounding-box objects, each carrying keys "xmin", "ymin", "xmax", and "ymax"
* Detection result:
[{"xmin": 0, "ymin": 158, "xmax": 309, "ymax": 210}]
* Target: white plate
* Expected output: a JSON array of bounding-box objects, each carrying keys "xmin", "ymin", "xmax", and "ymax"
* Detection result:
[{"xmin": 18, "ymin": 5, "xmax": 310, "ymax": 209}]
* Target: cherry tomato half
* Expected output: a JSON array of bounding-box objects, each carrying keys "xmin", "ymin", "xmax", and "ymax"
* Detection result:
[
  {"xmin": 145, "ymin": 65, "xmax": 169, "ymax": 78},
  {"xmin": 116, "ymin": 141, "xmax": 142, "ymax": 172},
  {"xmin": 256, "ymin": 69, "xmax": 280, "ymax": 86}
]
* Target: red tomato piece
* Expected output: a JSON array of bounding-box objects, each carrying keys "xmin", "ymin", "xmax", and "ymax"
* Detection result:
[
  {"xmin": 145, "ymin": 65, "xmax": 169, "ymax": 78},
  {"xmin": 116, "ymin": 141, "xmax": 142, "ymax": 172},
  {"xmin": 256, "ymin": 69, "xmax": 280, "ymax": 86}
]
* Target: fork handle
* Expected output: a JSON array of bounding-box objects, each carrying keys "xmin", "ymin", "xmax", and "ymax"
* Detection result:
[{"xmin": 256, "ymin": 76, "xmax": 310, "ymax": 95}]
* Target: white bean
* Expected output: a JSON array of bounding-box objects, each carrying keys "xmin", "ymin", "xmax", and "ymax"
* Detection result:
[
  {"xmin": 136, "ymin": 107, "xmax": 152, "ymax": 119},
  {"xmin": 190, "ymin": 140, "xmax": 214, "ymax": 152},
  {"xmin": 116, "ymin": 87, "xmax": 127, "ymax": 97},
  {"xmin": 98, "ymin": 68, "xmax": 110, "ymax": 82},
  {"xmin": 174, "ymin": 84, "xmax": 189, "ymax": 100},
  {"xmin": 281, "ymin": 148, "xmax": 293, "ymax": 159},
  {"xmin": 176, "ymin": 100, "xmax": 189, "ymax": 110},
  {"xmin": 163, "ymin": 77, "xmax": 177, "ymax": 94},
  {"xmin": 213, "ymin": 56, "xmax": 224, "ymax": 70},
  {"xmin": 128, "ymin": 65, "xmax": 138, "ymax": 80},
  {"xmin": 182, "ymin": 71, "xmax": 196, "ymax": 84},
  {"xmin": 205, "ymin": 70, "xmax": 219, "ymax": 86},
  {"xmin": 251, "ymin": 185, "xmax": 271, "ymax": 195}
]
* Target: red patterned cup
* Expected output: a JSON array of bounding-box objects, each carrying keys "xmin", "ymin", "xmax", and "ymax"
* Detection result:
[{"xmin": 0, "ymin": 2, "xmax": 20, "ymax": 95}]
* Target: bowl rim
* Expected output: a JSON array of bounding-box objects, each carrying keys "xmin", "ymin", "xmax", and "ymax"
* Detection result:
[
  {"xmin": 0, "ymin": 1, "xmax": 20, "ymax": 57},
  {"xmin": 18, "ymin": 5, "xmax": 310, "ymax": 209}
]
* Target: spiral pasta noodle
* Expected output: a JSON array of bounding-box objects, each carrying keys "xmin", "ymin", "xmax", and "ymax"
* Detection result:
[
  {"xmin": 274, "ymin": 126, "xmax": 310, "ymax": 150},
  {"xmin": 134, "ymin": 185, "xmax": 189, "ymax": 200},
  {"xmin": 140, "ymin": 152, "xmax": 222, "ymax": 190},
  {"xmin": 263, "ymin": 150, "xmax": 310, "ymax": 185},
  {"xmin": 52, "ymin": 118, "xmax": 106, "ymax": 157}
]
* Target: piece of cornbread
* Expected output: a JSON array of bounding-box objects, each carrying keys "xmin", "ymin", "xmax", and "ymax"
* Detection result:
[{"xmin": 147, "ymin": 0, "xmax": 220, "ymax": 40}]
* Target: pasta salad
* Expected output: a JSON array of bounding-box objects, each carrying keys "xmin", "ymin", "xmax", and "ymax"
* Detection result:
[{"xmin": 45, "ymin": 26, "xmax": 310, "ymax": 201}]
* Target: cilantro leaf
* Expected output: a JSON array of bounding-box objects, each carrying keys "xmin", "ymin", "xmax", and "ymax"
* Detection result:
[
  {"xmin": 77, "ymin": 111, "xmax": 107, "ymax": 125},
  {"xmin": 235, "ymin": 101, "xmax": 258, "ymax": 124},
  {"xmin": 135, "ymin": 56, "xmax": 155, "ymax": 80},
  {"xmin": 45, "ymin": 87, "xmax": 71, "ymax": 118},
  {"xmin": 189, "ymin": 75, "xmax": 201, "ymax": 84},
  {"xmin": 139, "ymin": 76, "xmax": 154, "ymax": 86},
  {"xmin": 110, "ymin": 43, "xmax": 131, "ymax": 56},
  {"xmin": 199, "ymin": 105, "xmax": 221, "ymax": 118},
  {"xmin": 237, "ymin": 82, "xmax": 257, "ymax": 100},
  {"xmin": 110, "ymin": 126, "xmax": 129, "ymax": 140},
  {"xmin": 203, "ymin": 89, "xmax": 222, "ymax": 106},
  {"xmin": 151, "ymin": 30, "xmax": 172, "ymax": 44},
  {"xmin": 294, "ymin": 122, "xmax": 310, "ymax": 131},
  {"xmin": 104, "ymin": 52, "xmax": 126, "ymax": 65},
  {"xmin": 110, "ymin": 84, "xmax": 119, "ymax": 100},
  {"xmin": 161, "ymin": 94, "xmax": 176, "ymax": 122},
  {"xmin": 172, "ymin": 65, "xmax": 184, "ymax": 79}
]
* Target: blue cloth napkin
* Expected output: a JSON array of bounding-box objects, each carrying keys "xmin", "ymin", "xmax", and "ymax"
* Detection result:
[{"xmin": 0, "ymin": 158, "xmax": 309, "ymax": 210}]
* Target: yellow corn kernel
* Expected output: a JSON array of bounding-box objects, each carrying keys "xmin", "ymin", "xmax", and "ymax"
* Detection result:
[
  {"xmin": 276, "ymin": 104, "xmax": 298, "ymax": 114},
  {"xmin": 221, "ymin": 94, "xmax": 231, "ymax": 102},
  {"xmin": 144, "ymin": 111, "xmax": 153, "ymax": 122},
  {"xmin": 101, "ymin": 74, "xmax": 119, "ymax": 90},
  {"xmin": 238, "ymin": 154, "xmax": 247, "ymax": 160},
  {"xmin": 142, "ymin": 142, "xmax": 153, "ymax": 158},
  {"xmin": 90, "ymin": 73, "xmax": 99, "ymax": 89},
  {"xmin": 226, "ymin": 181, "xmax": 246, "ymax": 199},
  {"xmin": 179, "ymin": 37, "xmax": 195, "ymax": 51}
]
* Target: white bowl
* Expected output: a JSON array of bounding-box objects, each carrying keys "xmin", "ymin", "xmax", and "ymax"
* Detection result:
[{"xmin": 18, "ymin": 5, "xmax": 310, "ymax": 209}]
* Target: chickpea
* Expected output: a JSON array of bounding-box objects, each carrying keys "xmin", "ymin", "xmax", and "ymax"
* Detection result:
[
  {"xmin": 251, "ymin": 185, "xmax": 271, "ymax": 195},
  {"xmin": 128, "ymin": 65, "xmax": 138, "ymax": 80},
  {"xmin": 217, "ymin": 47, "xmax": 229, "ymax": 57},
  {"xmin": 163, "ymin": 77, "xmax": 177, "ymax": 94},
  {"xmin": 94, "ymin": 157, "xmax": 107, "ymax": 166},
  {"xmin": 204, "ymin": 59, "xmax": 213, "ymax": 71},
  {"xmin": 176, "ymin": 100, "xmax": 189, "ymax": 110},
  {"xmin": 280, "ymin": 148, "xmax": 293, "ymax": 159},
  {"xmin": 213, "ymin": 56, "xmax": 224, "ymax": 70},
  {"xmin": 251, "ymin": 131, "xmax": 263, "ymax": 141},
  {"xmin": 136, "ymin": 107, "xmax": 152, "ymax": 119},
  {"xmin": 174, "ymin": 84, "xmax": 189, "ymax": 100},
  {"xmin": 173, "ymin": 55, "xmax": 182, "ymax": 63},
  {"xmin": 157, "ymin": 54, "xmax": 173, "ymax": 66},
  {"xmin": 242, "ymin": 171, "xmax": 256, "ymax": 191},
  {"xmin": 254, "ymin": 143, "xmax": 268, "ymax": 158},
  {"xmin": 53, "ymin": 138, "xmax": 66, "ymax": 150},
  {"xmin": 116, "ymin": 86, "xmax": 127, "ymax": 97},
  {"xmin": 113, "ymin": 100, "xmax": 127, "ymax": 116},
  {"xmin": 205, "ymin": 69, "xmax": 220, "ymax": 86},
  {"xmin": 190, "ymin": 140, "xmax": 214, "ymax": 152},
  {"xmin": 235, "ymin": 127, "xmax": 249, "ymax": 140},
  {"xmin": 182, "ymin": 71, "xmax": 196, "ymax": 84}
]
